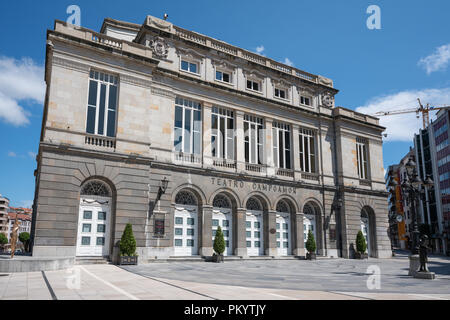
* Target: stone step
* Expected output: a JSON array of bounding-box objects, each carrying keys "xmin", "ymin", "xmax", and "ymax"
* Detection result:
[{"xmin": 75, "ymin": 256, "xmax": 110, "ymax": 265}]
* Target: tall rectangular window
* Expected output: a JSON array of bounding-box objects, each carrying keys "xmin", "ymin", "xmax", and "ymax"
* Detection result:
[
  {"xmin": 86, "ymin": 70, "xmax": 118, "ymax": 137},
  {"xmin": 244, "ymin": 115, "xmax": 264, "ymax": 164},
  {"xmin": 181, "ymin": 60, "xmax": 199, "ymax": 74},
  {"xmin": 299, "ymin": 128, "xmax": 316, "ymax": 173},
  {"xmin": 356, "ymin": 137, "xmax": 369, "ymax": 180},
  {"xmin": 174, "ymin": 97, "xmax": 202, "ymax": 154},
  {"xmin": 211, "ymin": 106, "xmax": 234, "ymax": 160},
  {"xmin": 273, "ymin": 122, "xmax": 291, "ymax": 169}
]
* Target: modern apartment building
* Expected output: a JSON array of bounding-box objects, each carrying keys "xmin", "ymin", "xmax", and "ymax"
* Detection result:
[
  {"xmin": 30, "ymin": 15, "xmax": 391, "ymax": 263},
  {"xmin": 0, "ymin": 194, "xmax": 9, "ymax": 235},
  {"xmin": 7, "ymin": 207, "xmax": 32, "ymax": 242}
]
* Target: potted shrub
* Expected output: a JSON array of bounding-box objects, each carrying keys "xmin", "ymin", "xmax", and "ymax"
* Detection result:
[
  {"xmin": 355, "ymin": 230, "xmax": 368, "ymax": 259},
  {"xmin": 212, "ymin": 226, "xmax": 225, "ymax": 263},
  {"xmin": 119, "ymin": 223, "xmax": 138, "ymax": 265},
  {"xmin": 19, "ymin": 232, "xmax": 30, "ymax": 253},
  {"xmin": 305, "ymin": 230, "xmax": 317, "ymax": 260}
]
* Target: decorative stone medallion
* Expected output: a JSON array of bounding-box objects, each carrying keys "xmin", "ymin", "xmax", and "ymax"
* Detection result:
[
  {"xmin": 149, "ymin": 37, "xmax": 169, "ymax": 59},
  {"xmin": 322, "ymin": 94, "xmax": 334, "ymax": 108}
]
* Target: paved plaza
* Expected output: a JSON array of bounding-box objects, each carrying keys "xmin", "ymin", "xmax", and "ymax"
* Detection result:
[{"xmin": 0, "ymin": 251, "xmax": 449, "ymax": 300}]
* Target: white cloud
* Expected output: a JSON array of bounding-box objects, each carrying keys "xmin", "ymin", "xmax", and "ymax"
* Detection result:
[
  {"xmin": 8, "ymin": 151, "xmax": 17, "ymax": 157},
  {"xmin": 19, "ymin": 200, "xmax": 33, "ymax": 208},
  {"xmin": 0, "ymin": 56, "xmax": 45, "ymax": 126},
  {"xmin": 356, "ymin": 88, "xmax": 450, "ymax": 142},
  {"xmin": 283, "ymin": 58, "xmax": 294, "ymax": 67},
  {"xmin": 418, "ymin": 44, "xmax": 450, "ymax": 74},
  {"xmin": 255, "ymin": 45, "xmax": 265, "ymax": 55},
  {"xmin": 28, "ymin": 151, "xmax": 37, "ymax": 159}
]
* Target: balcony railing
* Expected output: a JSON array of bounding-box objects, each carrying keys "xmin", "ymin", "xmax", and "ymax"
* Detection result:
[
  {"xmin": 359, "ymin": 179, "xmax": 372, "ymax": 187},
  {"xmin": 173, "ymin": 152, "xmax": 202, "ymax": 164},
  {"xmin": 276, "ymin": 168, "xmax": 294, "ymax": 178},
  {"xmin": 212, "ymin": 158, "xmax": 237, "ymax": 170},
  {"xmin": 301, "ymin": 172, "xmax": 320, "ymax": 181},
  {"xmin": 85, "ymin": 134, "xmax": 116, "ymax": 149},
  {"xmin": 245, "ymin": 163, "xmax": 266, "ymax": 174}
]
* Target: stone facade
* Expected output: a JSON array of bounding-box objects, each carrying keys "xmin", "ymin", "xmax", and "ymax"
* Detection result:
[{"xmin": 30, "ymin": 16, "xmax": 391, "ymax": 263}]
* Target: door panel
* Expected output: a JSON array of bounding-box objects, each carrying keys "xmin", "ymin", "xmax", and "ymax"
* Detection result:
[
  {"xmin": 276, "ymin": 213, "xmax": 291, "ymax": 256},
  {"xmin": 212, "ymin": 208, "xmax": 233, "ymax": 256},
  {"xmin": 246, "ymin": 210, "xmax": 264, "ymax": 256},
  {"xmin": 174, "ymin": 206, "xmax": 198, "ymax": 256}
]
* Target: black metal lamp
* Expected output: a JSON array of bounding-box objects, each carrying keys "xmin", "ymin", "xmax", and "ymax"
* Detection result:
[
  {"xmin": 423, "ymin": 175, "xmax": 434, "ymax": 188},
  {"xmin": 149, "ymin": 177, "xmax": 169, "ymax": 216},
  {"xmin": 160, "ymin": 177, "xmax": 169, "ymax": 194}
]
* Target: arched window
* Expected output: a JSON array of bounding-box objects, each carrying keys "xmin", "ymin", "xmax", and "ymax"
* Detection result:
[
  {"xmin": 276, "ymin": 200, "xmax": 290, "ymax": 213},
  {"xmin": 213, "ymin": 194, "xmax": 231, "ymax": 208},
  {"xmin": 303, "ymin": 203, "xmax": 315, "ymax": 216},
  {"xmin": 175, "ymin": 191, "xmax": 198, "ymax": 205},
  {"xmin": 246, "ymin": 197, "xmax": 262, "ymax": 211},
  {"xmin": 81, "ymin": 180, "xmax": 111, "ymax": 197}
]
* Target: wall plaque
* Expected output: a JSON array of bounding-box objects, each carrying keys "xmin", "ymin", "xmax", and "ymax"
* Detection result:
[
  {"xmin": 270, "ymin": 228, "xmax": 276, "ymax": 234},
  {"xmin": 329, "ymin": 225, "xmax": 336, "ymax": 241}
]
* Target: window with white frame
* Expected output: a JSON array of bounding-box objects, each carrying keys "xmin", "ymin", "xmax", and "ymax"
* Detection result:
[
  {"xmin": 356, "ymin": 137, "xmax": 369, "ymax": 180},
  {"xmin": 299, "ymin": 128, "xmax": 316, "ymax": 173},
  {"xmin": 300, "ymin": 96, "xmax": 312, "ymax": 107},
  {"xmin": 180, "ymin": 59, "xmax": 199, "ymax": 74},
  {"xmin": 244, "ymin": 115, "xmax": 264, "ymax": 164},
  {"xmin": 215, "ymin": 70, "xmax": 231, "ymax": 84},
  {"xmin": 211, "ymin": 106, "xmax": 234, "ymax": 160},
  {"xmin": 274, "ymin": 87, "xmax": 288, "ymax": 100},
  {"xmin": 246, "ymin": 78, "xmax": 261, "ymax": 92},
  {"xmin": 273, "ymin": 122, "xmax": 291, "ymax": 169},
  {"xmin": 86, "ymin": 70, "xmax": 118, "ymax": 137},
  {"xmin": 174, "ymin": 97, "xmax": 202, "ymax": 155}
]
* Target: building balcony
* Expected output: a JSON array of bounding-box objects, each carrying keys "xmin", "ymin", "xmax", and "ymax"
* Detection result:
[
  {"xmin": 245, "ymin": 163, "xmax": 267, "ymax": 175},
  {"xmin": 212, "ymin": 158, "xmax": 237, "ymax": 170},
  {"xmin": 276, "ymin": 168, "xmax": 294, "ymax": 179},
  {"xmin": 85, "ymin": 134, "xmax": 116, "ymax": 150},
  {"xmin": 172, "ymin": 151, "xmax": 202, "ymax": 166}
]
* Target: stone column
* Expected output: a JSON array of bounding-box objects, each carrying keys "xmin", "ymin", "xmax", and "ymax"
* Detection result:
[
  {"xmin": 200, "ymin": 205, "xmax": 213, "ymax": 257},
  {"xmin": 293, "ymin": 212, "xmax": 305, "ymax": 257},
  {"xmin": 265, "ymin": 118, "xmax": 275, "ymax": 176},
  {"xmin": 292, "ymin": 124, "xmax": 301, "ymax": 180},
  {"xmin": 265, "ymin": 210, "xmax": 277, "ymax": 256},
  {"xmin": 235, "ymin": 111, "xmax": 246, "ymax": 172},
  {"xmin": 203, "ymin": 103, "xmax": 213, "ymax": 167},
  {"xmin": 235, "ymin": 207, "xmax": 247, "ymax": 257}
]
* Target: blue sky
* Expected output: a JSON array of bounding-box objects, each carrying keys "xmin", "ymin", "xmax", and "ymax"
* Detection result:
[{"xmin": 0, "ymin": 0, "xmax": 449, "ymax": 207}]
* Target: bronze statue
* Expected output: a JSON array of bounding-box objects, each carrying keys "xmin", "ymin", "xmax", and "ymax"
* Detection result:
[
  {"xmin": 10, "ymin": 219, "xmax": 20, "ymax": 259},
  {"xmin": 418, "ymin": 235, "xmax": 429, "ymax": 272}
]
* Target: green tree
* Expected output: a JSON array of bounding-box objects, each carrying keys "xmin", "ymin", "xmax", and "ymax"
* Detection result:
[
  {"xmin": 119, "ymin": 224, "xmax": 137, "ymax": 256},
  {"xmin": 356, "ymin": 230, "xmax": 367, "ymax": 254},
  {"xmin": 213, "ymin": 226, "xmax": 225, "ymax": 255},
  {"xmin": 19, "ymin": 232, "xmax": 30, "ymax": 252},
  {"xmin": 0, "ymin": 233, "xmax": 7, "ymax": 252},
  {"xmin": 305, "ymin": 230, "xmax": 316, "ymax": 253}
]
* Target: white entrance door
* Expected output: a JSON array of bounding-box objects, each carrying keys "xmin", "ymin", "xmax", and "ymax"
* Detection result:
[
  {"xmin": 304, "ymin": 214, "xmax": 316, "ymax": 250},
  {"xmin": 174, "ymin": 205, "xmax": 198, "ymax": 256},
  {"xmin": 246, "ymin": 211, "xmax": 264, "ymax": 256},
  {"xmin": 76, "ymin": 197, "xmax": 111, "ymax": 257},
  {"xmin": 361, "ymin": 217, "xmax": 370, "ymax": 255},
  {"xmin": 212, "ymin": 208, "xmax": 233, "ymax": 256},
  {"xmin": 276, "ymin": 213, "xmax": 291, "ymax": 256}
]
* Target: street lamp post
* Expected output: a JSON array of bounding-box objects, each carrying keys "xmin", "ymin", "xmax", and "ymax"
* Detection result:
[{"xmin": 398, "ymin": 157, "xmax": 434, "ymax": 276}]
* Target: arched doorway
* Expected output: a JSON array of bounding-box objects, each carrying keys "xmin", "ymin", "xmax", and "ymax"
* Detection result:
[
  {"xmin": 76, "ymin": 180, "xmax": 112, "ymax": 257},
  {"xmin": 174, "ymin": 190, "xmax": 199, "ymax": 256},
  {"xmin": 246, "ymin": 197, "xmax": 264, "ymax": 256},
  {"xmin": 212, "ymin": 194, "xmax": 233, "ymax": 256},
  {"xmin": 303, "ymin": 202, "xmax": 319, "ymax": 253},
  {"xmin": 276, "ymin": 199, "xmax": 291, "ymax": 256}
]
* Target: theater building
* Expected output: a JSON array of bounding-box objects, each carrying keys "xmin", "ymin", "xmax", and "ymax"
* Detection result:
[{"xmin": 30, "ymin": 15, "xmax": 391, "ymax": 263}]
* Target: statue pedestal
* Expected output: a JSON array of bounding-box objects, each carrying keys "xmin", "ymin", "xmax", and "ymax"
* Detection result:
[
  {"xmin": 408, "ymin": 254, "xmax": 420, "ymax": 276},
  {"xmin": 414, "ymin": 271, "xmax": 436, "ymax": 280}
]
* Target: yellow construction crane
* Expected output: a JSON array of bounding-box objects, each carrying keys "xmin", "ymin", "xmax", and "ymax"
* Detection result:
[{"xmin": 372, "ymin": 99, "xmax": 450, "ymax": 129}]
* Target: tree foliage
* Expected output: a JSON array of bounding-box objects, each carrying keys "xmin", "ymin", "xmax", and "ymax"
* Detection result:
[
  {"xmin": 213, "ymin": 226, "xmax": 225, "ymax": 255},
  {"xmin": 356, "ymin": 230, "xmax": 367, "ymax": 254},
  {"xmin": 119, "ymin": 223, "xmax": 137, "ymax": 256},
  {"xmin": 305, "ymin": 230, "xmax": 316, "ymax": 253},
  {"xmin": 0, "ymin": 233, "xmax": 7, "ymax": 246}
]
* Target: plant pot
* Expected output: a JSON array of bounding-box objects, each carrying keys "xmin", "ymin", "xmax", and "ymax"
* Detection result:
[
  {"xmin": 119, "ymin": 255, "xmax": 138, "ymax": 265},
  {"xmin": 212, "ymin": 254, "xmax": 224, "ymax": 263},
  {"xmin": 306, "ymin": 252, "xmax": 316, "ymax": 260},
  {"xmin": 354, "ymin": 252, "xmax": 368, "ymax": 259}
]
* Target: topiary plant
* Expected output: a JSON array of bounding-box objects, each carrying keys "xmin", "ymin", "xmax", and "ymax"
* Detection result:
[
  {"xmin": 119, "ymin": 223, "xmax": 137, "ymax": 256},
  {"xmin": 305, "ymin": 230, "xmax": 316, "ymax": 253},
  {"xmin": 213, "ymin": 226, "xmax": 225, "ymax": 256},
  {"xmin": 356, "ymin": 230, "xmax": 367, "ymax": 254},
  {"xmin": 19, "ymin": 232, "xmax": 30, "ymax": 252}
]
